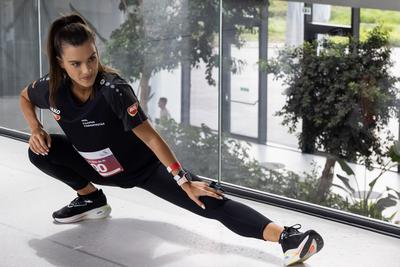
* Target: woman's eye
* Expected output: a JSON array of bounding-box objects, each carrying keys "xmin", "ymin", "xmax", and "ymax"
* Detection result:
[
  {"xmin": 71, "ymin": 63, "xmax": 80, "ymax": 67},
  {"xmin": 89, "ymin": 56, "xmax": 96, "ymax": 62}
]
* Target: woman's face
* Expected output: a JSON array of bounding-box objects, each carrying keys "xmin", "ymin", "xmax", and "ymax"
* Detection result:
[{"xmin": 58, "ymin": 40, "xmax": 99, "ymax": 90}]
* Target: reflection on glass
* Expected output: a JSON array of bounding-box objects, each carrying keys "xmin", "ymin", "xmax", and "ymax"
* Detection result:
[
  {"xmin": 312, "ymin": 4, "xmax": 351, "ymax": 26},
  {"xmin": 359, "ymin": 8, "xmax": 400, "ymax": 226},
  {"xmin": 268, "ymin": 0, "xmax": 299, "ymax": 147},
  {"xmin": 105, "ymin": 0, "xmax": 220, "ymax": 177},
  {"xmin": 0, "ymin": 0, "xmax": 39, "ymax": 132},
  {"xmin": 223, "ymin": 0, "xmax": 400, "ymax": 227},
  {"xmin": 35, "ymin": 0, "xmax": 220, "ymax": 176}
]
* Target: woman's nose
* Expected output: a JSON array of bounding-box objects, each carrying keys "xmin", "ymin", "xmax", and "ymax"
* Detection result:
[{"xmin": 81, "ymin": 64, "xmax": 91, "ymax": 75}]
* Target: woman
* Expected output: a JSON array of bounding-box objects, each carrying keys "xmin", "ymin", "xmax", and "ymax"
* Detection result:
[{"xmin": 19, "ymin": 13, "xmax": 323, "ymax": 266}]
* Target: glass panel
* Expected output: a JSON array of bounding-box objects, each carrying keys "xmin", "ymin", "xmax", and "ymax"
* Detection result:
[
  {"xmin": 220, "ymin": 0, "xmax": 265, "ymax": 182},
  {"xmin": 222, "ymin": 0, "xmax": 400, "ymax": 228},
  {"xmin": 268, "ymin": 0, "xmax": 299, "ymax": 147},
  {"xmin": 312, "ymin": 4, "xmax": 351, "ymax": 26},
  {"xmin": 230, "ymin": 32, "xmax": 258, "ymax": 138},
  {"xmin": 0, "ymin": 0, "xmax": 39, "ymax": 132},
  {"xmin": 157, "ymin": 0, "xmax": 220, "ymax": 177},
  {"xmin": 359, "ymin": 8, "xmax": 400, "ymax": 226},
  {"xmin": 190, "ymin": 0, "xmax": 220, "ymax": 133},
  {"xmin": 268, "ymin": 3, "xmax": 400, "ymax": 227}
]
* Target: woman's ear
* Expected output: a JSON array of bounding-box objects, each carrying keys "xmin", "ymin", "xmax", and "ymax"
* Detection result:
[{"xmin": 57, "ymin": 56, "xmax": 65, "ymax": 69}]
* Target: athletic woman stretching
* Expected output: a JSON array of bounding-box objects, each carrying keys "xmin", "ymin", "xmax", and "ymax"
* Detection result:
[{"xmin": 19, "ymin": 13, "xmax": 323, "ymax": 266}]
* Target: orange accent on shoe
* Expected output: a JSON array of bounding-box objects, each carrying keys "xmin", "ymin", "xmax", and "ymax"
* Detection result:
[{"xmin": 309, "ymin": 244, "xmax": 315, "ymax": 254}]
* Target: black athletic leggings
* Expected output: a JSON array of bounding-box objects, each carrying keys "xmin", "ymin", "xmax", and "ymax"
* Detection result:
[{"xmin": 28, "ymin": 134, "xmax": 272, "ymax": 240}]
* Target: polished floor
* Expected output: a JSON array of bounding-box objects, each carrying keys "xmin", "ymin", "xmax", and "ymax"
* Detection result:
[{"xmin": 1, "ymin": 135, "xmax": 400, "ymax": 267}]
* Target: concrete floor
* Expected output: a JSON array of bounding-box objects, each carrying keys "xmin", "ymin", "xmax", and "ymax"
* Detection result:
[{"xmin": 1, "ymin": 135, "xmax": 400, "ymax": 267}]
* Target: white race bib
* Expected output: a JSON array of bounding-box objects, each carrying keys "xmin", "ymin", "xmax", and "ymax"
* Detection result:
[{"xmin": 76, "ymin": 147, "xmax": 124, "ymax": 177}]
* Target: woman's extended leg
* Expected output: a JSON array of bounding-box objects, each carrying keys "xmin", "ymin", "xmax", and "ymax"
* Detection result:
[
  {"xmin": 136, "ymin": 162, "xmax": 274, "ymax": 241},
  {"xmin": 136, "ymin": 162, "xmax": 324, "ymax": 265}
]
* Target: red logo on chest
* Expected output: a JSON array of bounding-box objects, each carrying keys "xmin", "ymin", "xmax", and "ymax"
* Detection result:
[
  {"xmin": 53, "ymin": 114, "xmax": 61, "ymax": 121},
  {"xmin": 50, "ymin": 107, "xmax": 61, "ymax": 121},
  {"xmin": 127, "ymin": 102, "xmax": 139, "ymax": 117}
]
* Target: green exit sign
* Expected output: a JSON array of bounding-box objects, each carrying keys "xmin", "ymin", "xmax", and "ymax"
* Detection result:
[{"xmin": 240, "ymin": 87, "xmax": 249, "ymax": 92}]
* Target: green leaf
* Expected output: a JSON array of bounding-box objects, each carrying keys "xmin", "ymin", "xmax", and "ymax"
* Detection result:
[
  {"xmin": 376, "ymin": 197, "xmax": 397, "ymax": 212},
  {"xmin": 368, "ymin": 176, "xmax": 380, "ymax": 189},
  {"xmin": 388, "ymin": 141, "xmax": 400, "ymax": 162},
  {"xmin": 393, "ymin": 140, "xmax": 400, "ymax": 155},
  {"xmin": 336, "ymin": 174, "xmax": 355, "ymax": 194},
  {"xmin": 386, "ymin": 186, "xmax": 400, "ymax": 199},
  {"xmin": 337, "ymin": 159, "xmax": 355, "ymax": 176}
]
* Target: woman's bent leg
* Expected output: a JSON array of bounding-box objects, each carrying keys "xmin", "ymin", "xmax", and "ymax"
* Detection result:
[
  {"xmin": 28, "ymin": 134, "xmax": 96, "ymax": 190},
  {"xmin": 28, "ymin": 134, "xmax": 112, "ymax": 223},
  {"xmin": 136, "ymin": 162, "xmax": 272, "ymax": 240}
]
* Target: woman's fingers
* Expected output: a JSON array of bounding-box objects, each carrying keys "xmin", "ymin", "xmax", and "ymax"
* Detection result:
[
  {"xmin": 209, "ymin": 189, "xmax": 224, "ymax": 200},
  {"xmin": 35, "ymin": 135, "xmax": 49, "ymax": 155},
  {"xmin": 29, "ymin": 140, "xmax": 40, "ymax": 155},
  {"xmin": 186, "ymin": 182, "xmax": 226, "ymax": 210},
  {"xmin": 30, "ymin": 140, "xmax": 43, "ymax": 155},
  {"xmin": 188, "ymin": 194, "xmax": 206, "ymax": 209},
  {"xmin": 45, "ymin": 133, "xmax": 52, "ymax": 148},
  {"xmin": 30, "ymin": 135, "xmax": 48, "ymax": 155},
  {"xmin": 200, "ymin": 184, "xmax": 225, "ymax": 200}
]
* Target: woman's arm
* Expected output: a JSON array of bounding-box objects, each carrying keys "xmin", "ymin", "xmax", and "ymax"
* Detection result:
[
  {"xmin": 132, "ymin": 120, "xmax": 181, "ymax": 176},
  {"xmin": 20, "ymin": 85, "xmax": 51, "ymax": 155},
  {"xmin": 132, "ymin": 120, "xmax": 225, "ymax": 209},
  {"xmin": 20, "ymin": 85, "xmax": 43, "ymax": 131}
]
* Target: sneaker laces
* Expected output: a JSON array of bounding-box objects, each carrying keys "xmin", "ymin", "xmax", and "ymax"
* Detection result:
[{"xmin": 279, "ymin": 224, "xmax": 302, "ymax": 244}]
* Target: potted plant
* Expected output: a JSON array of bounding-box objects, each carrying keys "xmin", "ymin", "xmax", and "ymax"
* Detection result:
[
  {"xmin": 157, "ymin": 118, "xmax": 398, "ymax": 222},
  {"xmin": 263, "ymin": 26, "xmax": 400, "ymax": 203},
  {"xmin": 333, "ymin": 141, "xmax": 400, "ymax": 222}
]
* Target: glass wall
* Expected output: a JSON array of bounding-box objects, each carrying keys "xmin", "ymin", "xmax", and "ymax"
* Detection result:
[
  {"xmin": 1, "ymin": 0, "xmax": 399, "ymax": 228},
  {"xmin": 0, "ymin": 0, "xmax": 39, "ymax": 132},
  {"xmin": 220, "ymin": 0, "xmax": 400, "ymax": 228}
]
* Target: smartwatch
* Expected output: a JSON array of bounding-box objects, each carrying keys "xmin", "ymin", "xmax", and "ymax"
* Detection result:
[{"xmin": 174, "ymin": 169, "xmax": 192, "ymax": 185}]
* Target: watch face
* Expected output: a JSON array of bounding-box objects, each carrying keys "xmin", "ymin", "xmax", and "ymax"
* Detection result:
[
  {"xmin": 177, "ymin": 176, "xmax": 188, "ymax": 185},
  {"xmin": 183, "ymin": 171, "xmax": 192, "ymax": 181},
  {"xmin": 177, "ymin": 170, "xmax": 192, "ymax": 181}
]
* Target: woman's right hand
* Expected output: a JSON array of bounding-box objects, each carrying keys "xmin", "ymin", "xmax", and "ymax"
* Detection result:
[{"xmin": 29, "ymin": 127, "xmax": 51, "ymax": 155}]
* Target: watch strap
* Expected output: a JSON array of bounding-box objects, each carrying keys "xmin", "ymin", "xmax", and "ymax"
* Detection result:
[
  {"xmin": 167, "ymin": 162, "xmax": 181, "ymax": 173},
  {"xmin": 177, "ymin": 176, "xmax": 189, "ymax": 186},
  {"xmin": 174, "ymin": 169, "xmax": 192, "ymax": 185}
]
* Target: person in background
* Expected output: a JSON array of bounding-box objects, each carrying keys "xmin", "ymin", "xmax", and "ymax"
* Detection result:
[{"xmin": 158, "ymin": 97, "xmax": 171, "ymax": 121}]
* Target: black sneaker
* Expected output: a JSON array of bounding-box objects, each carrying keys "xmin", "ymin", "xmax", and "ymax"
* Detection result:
[
  {"xmin": 52, "ymin": 189, "xmax": 111, "ymax": 223},
  {"xmin": 279, "ymin": 224, "xmax": 324, "ymax": 266}
]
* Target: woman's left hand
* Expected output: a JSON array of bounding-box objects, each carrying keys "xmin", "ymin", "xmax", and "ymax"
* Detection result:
[{"xmin": 181, "ymin": 181, "xmax": 225, "ymax": 209}]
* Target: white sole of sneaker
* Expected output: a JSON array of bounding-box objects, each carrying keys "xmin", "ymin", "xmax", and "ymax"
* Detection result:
[
  {"xmin": 284, "ymin": 231, "xmax": 324, "ymax": 266},
  {"xmin": 53, "ymin": 204, "xmax": 112, "ymax": 224}
]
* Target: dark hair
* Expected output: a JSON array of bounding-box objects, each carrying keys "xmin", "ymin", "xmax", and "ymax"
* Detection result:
[
  {"xmin": 159, "ymin": 97, "xmax": 168, "ymax": 103},
  {"xmin": 47, "ymin": 13, "xmax": 117, "ymax": 107}
]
